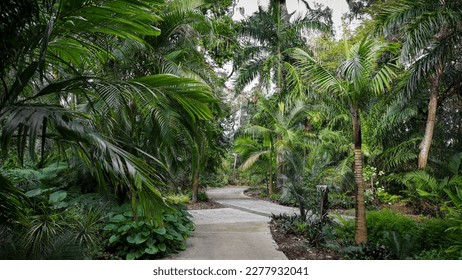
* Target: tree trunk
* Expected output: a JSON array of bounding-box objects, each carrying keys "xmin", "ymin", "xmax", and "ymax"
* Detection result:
[
  {"xmin": 418, "ymin": 70, "xmax": 441, "ymax": 169},
  {"xmin": 352, "ymin": 106, "xmax": 367, "ymax": 244},
  {"xmin": 269, "ymin": 148, "xmax": 274, "ymax": 195},
  {"xmin": 276, "ymin": 0, "xmax": 289, "ymax": 102},
  {"xmin": 269, "ymin": 138, "xmax": 274, "ymax": 195},
  {"xmin": 192, "ymin": 172, "xmax": 199, "ymax": 203}
]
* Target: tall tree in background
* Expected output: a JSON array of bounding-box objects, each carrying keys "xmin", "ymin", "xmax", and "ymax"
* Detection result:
[
  {"xmin": 291, "ymin": 37, "xmax": 397, "ymax": 244},
  {"xmin": 235, "ymin": 97, "xmax": 307, "ymax": 195},
  {"xmin": 233, "ymin": 0, "xmax": 330, "ymax": 190},
  {"xmin": 234, "ymin": 0, "xmax": 330, "ymax": 100},
  {"xmin": 376, "ymin": 0, "xmax": 462, "ymax": 169}
]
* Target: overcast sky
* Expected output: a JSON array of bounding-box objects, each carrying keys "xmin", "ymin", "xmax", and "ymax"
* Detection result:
[{"xmin": 233, "ymin": 0, "xmax": 352, "ymax": 36}]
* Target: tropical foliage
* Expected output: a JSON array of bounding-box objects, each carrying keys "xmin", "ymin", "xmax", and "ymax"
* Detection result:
[{"xmin": 2, "ymin": 0, "xmax": 462, "ymax": 260}]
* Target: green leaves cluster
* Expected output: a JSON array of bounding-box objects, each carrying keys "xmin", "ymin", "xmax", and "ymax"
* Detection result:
[{"xmin": 104, "ymin": 205, "xmax": 194, "ymax": 260}]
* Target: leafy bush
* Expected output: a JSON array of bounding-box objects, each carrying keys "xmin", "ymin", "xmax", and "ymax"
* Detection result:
[
  {"xmin": 444, "ymin": 187, "xmax": 462, "ymax": 254},
  {"xmin": 187, "ymin": 191, "xmax": 209, "ymax": 202},
  {"xmin": 383, "ymin": 231, "xmax": 416, "ymax": 259},
  {"xmin": 417, "ymin": 218, "xmax": 461, "ymax": 254},
  {"xmin": 196, "ymin": 191, "xmax": 209, "ymax": 202},
  {"xmin": 366, "ymin": 210, "xmax": 419, "ymax": 245},
  {"xmin": 269, "ymin": 193, "xmax": 281, "ymax": 201},
  {"xmin": 199, "ymin": 172, "xmax": 228, "ymax": 188},
  {"xmin": 329, "ymin": 192, "xmax": 355, "ymax": 209},
  {"xmin": 103, "ymin": 205, "xmax": 194, "ymax": 260},
  {"xmin": 341, "ymin": 242, "xmax": 391, "ymax": 260},
  {"xmin": 334, "ymin": 209, "xmax": 462, "ymax": 259},
  {"xmin": 377, "ymin": 187, "xmax": 402, "ymax": 204},
  {"xmin": 414, "ymin": 249, "xmax": 462, "ymax": 260},
  {"xmin": 166, "ymin": 194, "xmax": 190, "ymax": 205},
  {"xmin": 271, "ymin": 213, "xmax": 334, "ymax": 247},
  {"xmin": 0, "ymin": 185, "xmax": 106, "ymax": 260}
]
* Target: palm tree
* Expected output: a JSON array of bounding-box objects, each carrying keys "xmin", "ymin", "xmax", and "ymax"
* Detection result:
[
  {"xmin": 0, "ymin": 0, "xmax": 217, "ymax": 221},
  {"xmin": 235, "ymin": 97, "xmax": 307, "ymax": 195},
  {"xmin": 141, "ymin": 1, "xmax": 228, "ymax": 201},
  {"xmin": 234, "ymin": 0, "xmax": 330, "ymax": 100},
  {"xmin": 376, "ymin": 0, "xmax": 462, "ymax": 169},
  {"xmin": 290, "ymin": 37, "xmax": 397, "ymax": 244}
]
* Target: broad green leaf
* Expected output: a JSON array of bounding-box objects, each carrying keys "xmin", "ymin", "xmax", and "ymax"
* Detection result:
[
  {"xmin": 123, "ymin": 211, "xmax": 134, "ymax": 217},
  {"xmin": 103, "ymin": 224, "xmax": 117, "ymax": 231},
  {"xmin": 109, "ymin": 235, "xmax": 120, "ymax": 244},
  {"xmin": 126, "ymin": 251, "xmax": 142, "ymax": 260},
  {"xmin": 25, "ymin": 189, "xmax": 42, "ymax": 198},
  {"xmin": 110, "ymin": 214, "xmax": 126, "ymax": 223},
  {"xmin": 145, "ymin": 246, "xmax": 159, "ymax": 255},
  {"xmin": 54, "ymin": 201, "xmax": 69, "ymax": 209},
  {"xmin": 117, "ymin": 224, "xmax": 132, "ymax": 232},
  {"xmin": 49, "ymin": 190, "xmax": 67, "ymax": 204},
  {"xmin": 153, "ymin": 227, "xmax": 167, "ymax": 235},
  {"xmin": 127, "ymin": 233, "xmax": 148, "ymax": 245},
  {"xmin": 158, "ymin": 243, "xmax": 167, "ymax": 252},
  {"xmin": 416, "ymin": 189, "xmax": 437, "ymax": 198}
]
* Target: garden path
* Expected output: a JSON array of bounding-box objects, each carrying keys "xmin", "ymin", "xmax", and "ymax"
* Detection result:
[{"xmin": 169, "ymin": 186, "xmax": 299, "ymax": 260}]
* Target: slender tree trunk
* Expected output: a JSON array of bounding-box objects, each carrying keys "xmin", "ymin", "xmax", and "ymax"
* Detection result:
[
  {"xmin": 299, "ymin": 197, "xmax": 306, "ymax": 221},
  {"xmin": 352, "ymin": 106, "xmax": 367, "ymax": 244},
  {"xmin": 269, "ymin": 148, "xmax": 274, "ymax": 195},
  {"xmin": 192, "ymin": 171, "xmax": 199, "ymax": 203},
  {"xmin": 418, "ymin": 69, "xmax": 441, "ymax": 169},
  {"xmin": 233, "ymin": 153, "xmax": 238, "ymax": 184}
]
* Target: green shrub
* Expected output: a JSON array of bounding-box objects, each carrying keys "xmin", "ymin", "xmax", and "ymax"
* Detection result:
[
  {"xmin": 197, "ymin": 191, "xmax": 209, "ymax": 202},
  {"xmin": 334, "ymin": 209, "xmax": 462, "ymax": 259},
  {"xmin": 103, "ymin": 205, "xmax": 194, "ymax": 260},
  {"xmin": 377, "ymin": 188, "xmax": 402, "ymax": 204},
  {"xmin": 269, "ymin": 193, "xmax": 282, "ymax": 201},
  {"xmin": 341, "ymin": 242, "xmax": 391, "ymax": 260},
  {"xmin": 332, "ymin": 216, "xmax": 354, "ymax": 244},
  {"xmin": 166, "ymin": 194, "xmax": 190, "ymax": 205},
  {"xmin": 187, "ymin": 191, "xmax": 209, "ymax": 202},
  {"xmin": 417, "ymin": 218, "xmax": 461, "ymax": 253},
  {"xmin": 329, "ymin": 192, "xmax": 355, "ymax": 209},
  {"xmin": 271, "ymin": 213, "xmax": 334, "ymax": 247},
  {"xmin": 199, "ymin": 173, "xmax": 228, "ymax": 188},
  {"xmin": 366, "ymin": 210, "xmax": 419, "ymax": 245},
  {"xmin": 383, "ymin": 231, "xmax": 416, "ymax": 259},
  {"xmin": 414, "ymin": 249, "xmax": 459, "ymax": 260}
]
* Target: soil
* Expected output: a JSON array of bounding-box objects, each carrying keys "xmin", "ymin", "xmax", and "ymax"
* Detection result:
[
  {"xmin": 269, "ymin": 220, "xmax": 340, "ymax": 260},
  {"xmin": 186, "ymin": 200, "xmax": 225, "ymax": 210}
]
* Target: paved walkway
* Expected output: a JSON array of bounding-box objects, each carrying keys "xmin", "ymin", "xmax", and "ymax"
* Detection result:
[{"xmin": 169, "ymin": 187, "xmax": 299, "ymax": 260}]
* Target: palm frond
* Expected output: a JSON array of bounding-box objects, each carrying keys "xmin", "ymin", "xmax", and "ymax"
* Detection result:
[
  {"xmin": 289, "ymin": 47, "xmax": 345, "ymax": 95},
  {"xmin": 378, "ymin": 138, "xmax": 420, "ymax": 170},
  {"xmin": 0, "ymin": 173, "xmax": 28, "ymax": 224},
  {"xmin": 0, "ymin": 104, "xmax": 170, "ymax": 222},
  {"xmin": 448, "ymin": 152, "xmax": 462, "ymax": 176},
  {"xmin": 241, "ymin": 150, "xmax": 270, "ymax": 171}
]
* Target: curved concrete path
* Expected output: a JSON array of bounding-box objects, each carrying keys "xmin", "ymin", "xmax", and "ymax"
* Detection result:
[{"xmin": 169, "ymin": 187, "xmax": 299, "ymax": 260}]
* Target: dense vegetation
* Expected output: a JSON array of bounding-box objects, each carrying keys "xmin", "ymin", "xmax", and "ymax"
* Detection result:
[{"xmin": 1, "ymin": 0, "xmax": 462, "ymax": 259}]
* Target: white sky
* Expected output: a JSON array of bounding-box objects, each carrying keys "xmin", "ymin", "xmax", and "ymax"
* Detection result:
[{"xmin": 233, "ymin": 0, "xmax": 352, "ymax": 36}]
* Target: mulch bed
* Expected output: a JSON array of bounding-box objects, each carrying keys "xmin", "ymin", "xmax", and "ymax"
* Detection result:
[
  {"xmin": 186, "ymin": 200, "xmax": 224, "ymax": 210},
  {"xmin": 269, "ymin": 220, "xmax": 340, "ymax": 260}
]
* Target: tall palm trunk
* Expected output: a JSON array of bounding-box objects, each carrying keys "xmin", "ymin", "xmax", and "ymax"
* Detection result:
[
  {"xmin": 352, "ymin": 105, "xmax": 367, "ymax": 244},
  {"xmin": 275, "ymin": 0, "xmax": 290, "ymax": 186},
  {"xmin": 192, "ymin": 171, "xmax": 199, "ymax": 203},
  {"xmin": 269, "ymin": 139, "xmax": 274, "ymax": 195},
  {"xmin": 418, "ymin": 68, "xmax": 442, "ymax": 169}
]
